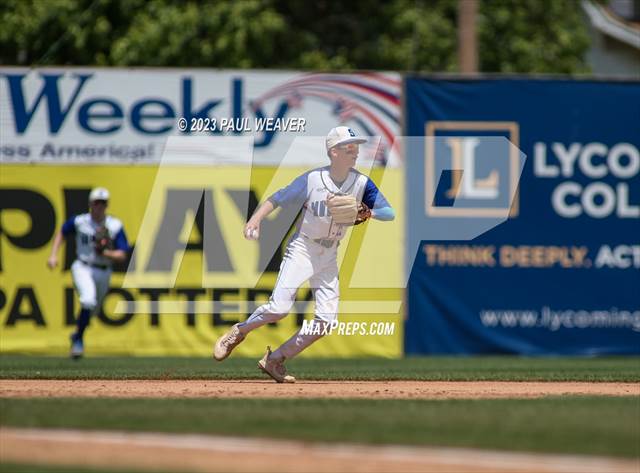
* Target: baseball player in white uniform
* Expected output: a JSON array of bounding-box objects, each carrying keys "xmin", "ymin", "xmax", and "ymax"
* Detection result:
[
  {"xmin": 47, "ymin": 187, "xmax": 129, "ymax": 358},
  {"xmin": 214, "ymin": 127, "xmax": 395, "ymax": 382}
]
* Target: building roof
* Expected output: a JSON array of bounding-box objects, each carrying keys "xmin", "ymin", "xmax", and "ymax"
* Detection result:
[{"xmin": 582, "ymin": 0, "xmax": 640, "ymax": 49}]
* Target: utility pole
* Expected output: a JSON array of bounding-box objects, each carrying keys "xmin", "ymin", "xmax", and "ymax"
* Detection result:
[{"xmin": 458, "ymin": 0, "xmax": 479, "ymax": 73}]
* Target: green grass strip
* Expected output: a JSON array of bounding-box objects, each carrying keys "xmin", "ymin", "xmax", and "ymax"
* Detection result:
[
  {"xmin": 2, "ymin": 355, "xmax": 640, "ymax": 381},
  {"xmin": 1, "ymin": 397, "xmax": 638, "ymax": 458}
]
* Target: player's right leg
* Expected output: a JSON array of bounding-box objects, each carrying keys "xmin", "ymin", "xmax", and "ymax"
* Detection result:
[
  {"xmin": 70, "ymin": 260, "xmax": 98, "ymax": 359},
  {"xmin": 213, "ymin": 236, "xmax": 313, "ymax": 361}
]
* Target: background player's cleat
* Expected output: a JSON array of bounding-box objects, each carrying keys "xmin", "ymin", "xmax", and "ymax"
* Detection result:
[
  {"xmin": 258, "ymin": 346, "xmax": 296, "ymax": 383},
  {"xmin": 213, "ymin": 324, "xmax": 245, "ymax": 361},
  {"xmin": 70, "ymin": 334, "xmax": 84, "ymax": 360}
]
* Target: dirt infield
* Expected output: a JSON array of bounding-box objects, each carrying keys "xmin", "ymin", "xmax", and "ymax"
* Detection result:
[
  {"xmin": 1, "ymin": 428, "xmax": 638, "ymax": 473},
  {"xmin": 0, "ymin": 379, "xmax": 638, "ymax": 398},
  {"xmin": 2, "ymin": 381, "xmax": 638, "ymax": 472}
]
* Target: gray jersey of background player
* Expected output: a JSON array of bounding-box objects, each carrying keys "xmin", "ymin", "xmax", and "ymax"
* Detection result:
[
  {"xmin": 47, "ymin": 187, "xmax": 129, "ymax": 358},
  {"xmin": 214, "ymin": 127, "xmax": 395, "ymax": 383}
]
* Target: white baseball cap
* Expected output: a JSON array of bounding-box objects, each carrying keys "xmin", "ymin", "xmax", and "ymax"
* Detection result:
[
  {"xmin": 89, "ymin": 187, "xmax": 110, "ymax": 202},
  {"xmin": 326, "ymin": 126, "xmax": 367, "ymax": 152}
]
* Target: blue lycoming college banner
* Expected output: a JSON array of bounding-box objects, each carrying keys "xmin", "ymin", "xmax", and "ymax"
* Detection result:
[{"xmin": 404, "ymin": 77, "xmax": 640, "ymax": 355}]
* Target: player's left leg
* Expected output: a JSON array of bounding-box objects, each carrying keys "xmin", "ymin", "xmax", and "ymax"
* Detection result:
[
  {"xmin": 214, "ymin": 236, "xmax": 314, "ymax": 361},
  {"xmin": 265, "ymin": 251, "xmax": 339, "ymax": 380}
]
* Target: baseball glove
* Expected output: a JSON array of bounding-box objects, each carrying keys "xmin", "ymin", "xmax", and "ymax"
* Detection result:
[
  {"xmin": 94, "ymin": 226, "xmax": 113, "ymax": 254},
  {"xmin": 327, "ymin": 194, "xmax": 371, "ymax": 225},
  {"xmin": 327, "ymin": 194, "xmax": 358, "ymax": 224},
  {"xmin": 355, "ymin": 201, "xmax": 372, "ymax": 225}
]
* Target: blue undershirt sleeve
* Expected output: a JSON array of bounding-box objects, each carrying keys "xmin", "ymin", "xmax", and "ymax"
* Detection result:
[
  {"xmin": 113, "ymin": 228, "xmax": 130, "ymax": 251},
  {"xmin": 362, "ymin": 178, "xmax": 394, "ymax": 220},
  {"xmin": 61, "ymin": 216, "xmax": 77, "ymax": 236}
]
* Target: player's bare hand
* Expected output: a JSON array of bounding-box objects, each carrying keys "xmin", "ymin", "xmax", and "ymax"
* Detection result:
[
  {"xmin": 47, "ymin": 255, "xmax": 58, "ymax": 270},
  {"xmin": 243, "ymin": 222, "xmax": 260, "ymax": 240}
]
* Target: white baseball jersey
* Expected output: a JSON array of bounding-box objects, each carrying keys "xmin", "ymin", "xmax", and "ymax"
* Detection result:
[
  {"xmin": 268, "ymin": 166, "xmax": 391, "ymax": 240},
  {"xmin": 238, "ymin": 166, "xmax": 393, "ymax": 359},
  {"xmin": 235, "ymin": 129, "xmax": 393, "ymax": 362},
  {"xmin": 62, "ymin": 213, "xmax": 129, "ymax": 267}
]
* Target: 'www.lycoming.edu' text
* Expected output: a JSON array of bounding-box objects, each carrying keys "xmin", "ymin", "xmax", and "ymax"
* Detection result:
[{"xmin": 480, "ymin": 307, "xmax": 640, "ymax": 332}]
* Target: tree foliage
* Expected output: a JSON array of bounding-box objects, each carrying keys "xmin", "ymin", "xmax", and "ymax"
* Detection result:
[
  {"xmin": 0, "ymin": 0, "xmax": 591, "ymax": 73},
  {"xmin": 478, "ymin": 0, "xmax": 591, "ymax": 73}
]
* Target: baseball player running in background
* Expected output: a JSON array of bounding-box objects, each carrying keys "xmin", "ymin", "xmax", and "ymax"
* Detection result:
[
  {"xmin": 47, "ymin": 187, "xmax": 129, "ymax": 359},
  {"xmin": 214, "ymin": 127, "xmax": 395, "ymax": 382}
]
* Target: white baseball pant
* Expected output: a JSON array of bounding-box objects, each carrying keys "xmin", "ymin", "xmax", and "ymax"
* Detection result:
[
  {"xmin": 71, "ymin": 260, "xmax": 111, "ymax": 313},
  {"xmin": 238, "ymin": 235, "xmax": 339, "ymax": 359}
]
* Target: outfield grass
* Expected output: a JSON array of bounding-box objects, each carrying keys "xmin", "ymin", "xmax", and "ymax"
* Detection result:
[
  {"xmin": 1, "ymin": 355, "xmax": 639, "ymax": 381},
  {"xmin": 1, "ymin": 397, "xmax": 638, "ymax": 458}
]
